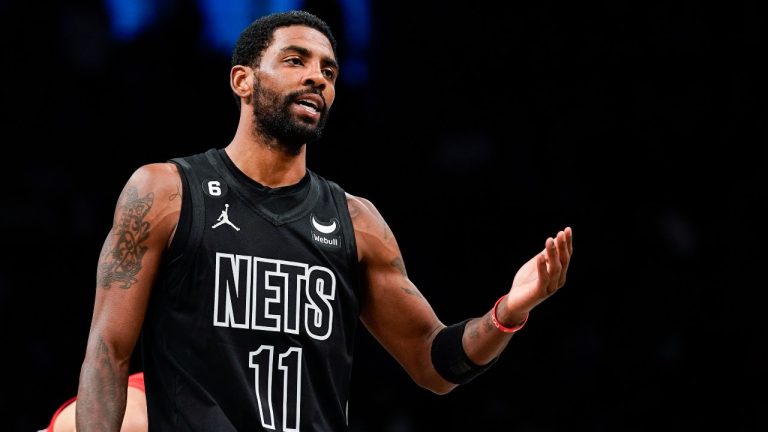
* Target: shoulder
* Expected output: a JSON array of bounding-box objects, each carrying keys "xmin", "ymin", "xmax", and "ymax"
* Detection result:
[
  {"xmin": 305, "ymin": 172, "xmax": 380, "ymax": 230},
  {"xmin": 118, "ymin": 163, "xmax": 181, "ymax": 204},
  {"xmin": 128, "ymin": 162, "xmax": 180, "ymax": 189},
  {"xmin": 345, "ymin": 193, "xmax": 398, "ymax": 261},
  {"xmin": 345, "ymin": 192, "xmax": 383, "ymax": 231},
  {"xmin": 111, "ymin": 163, "xmax": 182, "ymax": 234}
]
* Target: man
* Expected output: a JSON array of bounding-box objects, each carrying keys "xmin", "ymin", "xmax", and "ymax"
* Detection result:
[{"xmin": 77, "ymin": 10, "xmax": 573, "ymax": 431}]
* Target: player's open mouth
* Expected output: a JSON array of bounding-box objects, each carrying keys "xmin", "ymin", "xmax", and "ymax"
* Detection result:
[
  {"xmin": 296, "ymin": 100, "xmax": 320, "ymax": 113},
  {"xmin": 294, "ymin": 94, "xmax": 324, "ymax": 113}
]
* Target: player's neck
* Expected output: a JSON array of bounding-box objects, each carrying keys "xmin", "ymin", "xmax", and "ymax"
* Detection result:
[{"xmin": 225, "ymin": 132, "xmax": 307, "ymax": 188}]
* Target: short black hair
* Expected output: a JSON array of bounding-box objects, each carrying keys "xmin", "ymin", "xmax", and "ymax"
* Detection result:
[{"xmin": 232, "ymin": 10, "xmax": 337, "ymax": 69}]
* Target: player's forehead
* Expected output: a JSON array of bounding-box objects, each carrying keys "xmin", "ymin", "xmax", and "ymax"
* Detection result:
[{"xmin": 266, "ymin": 25, "xmax": 336, "ymax": 62}]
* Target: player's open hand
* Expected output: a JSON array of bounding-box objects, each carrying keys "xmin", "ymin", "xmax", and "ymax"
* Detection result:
[{"xmin": 504, "ymin": 227, "xmax": 573, "ymax": 316}]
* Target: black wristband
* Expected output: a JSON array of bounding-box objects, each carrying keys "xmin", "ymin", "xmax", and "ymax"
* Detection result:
[{"xmin": 431, "ymin": 319, "xmax": 498, "ymax": 385}]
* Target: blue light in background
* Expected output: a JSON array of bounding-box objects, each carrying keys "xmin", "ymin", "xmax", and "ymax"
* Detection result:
[
  {"xmin": 339, "ymin": 0, "xmax": 370, "ymax": 51},
  {"xmin": 338, "ymin": 0, "xmax": 370, "ymax": 85},
  {"xmin": 103, "ymin": 0, "xmax": 370, "ymax": 85},
  {"xmin": 103, "ymin": 0, "xmax": 157, "ymax": 41},
  {"xmin": 270, "ymin": 0, "xmax": 304, "ymax": 15},
  {"xmin": 197, "ymin": 0, "xmax": 258, "ymax": 52},
  {"xmin": 196, "ymin": 0, "xmax": 304, "ymax": 52}
]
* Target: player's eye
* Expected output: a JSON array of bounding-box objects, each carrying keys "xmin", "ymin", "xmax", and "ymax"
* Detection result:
[{"xmin": 286, "ymin": 57, "xmax": 303, "ymax": 66}]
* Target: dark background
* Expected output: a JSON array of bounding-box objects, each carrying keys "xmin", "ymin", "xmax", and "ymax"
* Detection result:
[{"xmin": 1, "ymin": 1, "xmax": 766, "ymax": 431}]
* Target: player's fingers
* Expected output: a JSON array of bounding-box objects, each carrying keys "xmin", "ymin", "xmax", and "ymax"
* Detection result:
[
  {"xmin": 565, "ymin": 226, "xmax": 573, "ymax": 257},
  {"xmin": 536, "ymin": 252, "xmax": 549, "ymax": 288},
  {"xmin": 545, "ymin": 237, "xmax": 560, "ymax": 273},
  {"xmin": 556, "ymin": 231, "xmax": 570, "ymax": 287},
  {"xmin": 545, "ymin": 237, "xmax": 561, "ymax": 292}
]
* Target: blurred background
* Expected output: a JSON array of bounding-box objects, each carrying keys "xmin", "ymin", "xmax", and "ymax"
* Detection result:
[{"xmin": 1, "ymin": 0, "xmax": 766, "ymax": 430}]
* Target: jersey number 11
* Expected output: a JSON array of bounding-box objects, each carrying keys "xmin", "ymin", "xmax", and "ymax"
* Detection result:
[{"xmin": 250, "ymin": 345, "xmax": 303, "ymax": 431}]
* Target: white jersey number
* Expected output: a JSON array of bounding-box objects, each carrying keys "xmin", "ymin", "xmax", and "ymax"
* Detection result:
[
  {"xmin": 207, "ymin": 180, "xmax": 222, "ymax": 196},
  {"xmin": 249, "ymin": 346, "xmax": 303, "ymax": 431}
]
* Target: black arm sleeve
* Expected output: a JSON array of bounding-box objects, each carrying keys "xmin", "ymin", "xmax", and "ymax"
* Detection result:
[{"xmin": 430, "ymin": 319, "xmax": 498, "ymax": 385}]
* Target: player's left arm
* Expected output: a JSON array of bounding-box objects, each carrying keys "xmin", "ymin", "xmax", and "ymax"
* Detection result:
[
  {"xmin": 348, "ymin": 193, "xmax": 573, "ymax": 394},
  {"xmin": 348, "ymin": 193, "xmax": 453, "ymax": 393}
]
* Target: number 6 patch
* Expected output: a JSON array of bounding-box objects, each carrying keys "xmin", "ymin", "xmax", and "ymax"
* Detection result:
[{"xmin": 203, "ymin": 178, "xmax": 228, "ymax": 198}]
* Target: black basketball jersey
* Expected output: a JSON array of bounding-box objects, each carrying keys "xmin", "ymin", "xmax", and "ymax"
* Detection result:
[{"xmin": 141, "ymin": 148, "xmax": 361, "ymax": 431}]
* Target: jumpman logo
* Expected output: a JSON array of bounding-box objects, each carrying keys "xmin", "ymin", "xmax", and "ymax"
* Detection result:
[{"xmin": 212, "ymin": 203, "xmax": 240, "ymax": 231}]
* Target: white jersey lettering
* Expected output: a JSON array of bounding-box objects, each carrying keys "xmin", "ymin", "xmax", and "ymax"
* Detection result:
[{"xmin": 213, "ymin": 253, "xmax": 336, "ymax": 338}]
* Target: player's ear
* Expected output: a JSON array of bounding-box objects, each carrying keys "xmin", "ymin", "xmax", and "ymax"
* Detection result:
[{"xmin": 230, "ymin": 65, "xmax": 252, "ymax": 100}]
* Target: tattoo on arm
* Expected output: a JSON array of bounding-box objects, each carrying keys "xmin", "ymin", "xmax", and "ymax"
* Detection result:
[
  {"xmin": 399, "ymin": 285, "xmax": 424, "ymax": 299},
  {"xmin": 394, "ymin": 259, "xmax": 424, "ymax": 298},
  {"xmin": 169, "ymin": 183, "xmax": 180, "ymax": 201},
  {"xmin": 96, "ymin": 336, "xmax": 112, "ymax": 368},
  {"xmin": 467, "ymin": 313, "xmax": 500, "ymax": 343},
  {"xmin": 98, "ymin": 186, "xmax": 154, "ymax": 289},
  {"xmin": 391, "ymin": 257, "xmax": 408, "ymax": 277},
  {"xmin": 78, "ymin": 336, "xmax": 126, "ymax": 431},
  {"xmin": 483, "ymin": 312, "xmax": 495, "ymax": 333}
]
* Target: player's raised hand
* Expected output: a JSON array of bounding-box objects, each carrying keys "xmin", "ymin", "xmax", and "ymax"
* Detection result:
[{"xmin": 502, "ymin": 227, "xmax": 573, "ymax": 320}]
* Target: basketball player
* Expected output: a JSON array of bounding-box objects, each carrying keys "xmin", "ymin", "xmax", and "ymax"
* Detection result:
[{"xmin": 76, "ymin": 10, "xmax": 573, "ymax": 431}]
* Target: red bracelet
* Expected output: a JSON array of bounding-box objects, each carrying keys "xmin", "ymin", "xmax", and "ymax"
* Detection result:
[{"xmin": 491, "ymin": 296, "xmax": 529, "ymax": 333}]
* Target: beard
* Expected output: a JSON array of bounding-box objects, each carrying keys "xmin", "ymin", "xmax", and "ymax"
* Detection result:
[{"xmin": 251, "ymin": 78, "xmax": 329, "ymax": 155}]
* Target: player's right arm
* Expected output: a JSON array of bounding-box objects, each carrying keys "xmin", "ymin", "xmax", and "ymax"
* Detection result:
[{"xmin": 76, "ymin": 163, "xmax": 181, "ymax": 432}]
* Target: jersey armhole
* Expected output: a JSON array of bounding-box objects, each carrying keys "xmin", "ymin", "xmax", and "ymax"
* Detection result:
[
  {"xmin": 327, "ymin": 181, "xmax": 362, "ymax": 287},
  {"xmin": 163, "ymin": 157, "xmax": 205, "ymax": 274}
]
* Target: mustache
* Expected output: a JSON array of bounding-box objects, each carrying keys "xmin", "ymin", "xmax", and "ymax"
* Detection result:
[{"xmin": 286, "ymin": 89, "xmax": 327, "ymax": 111}]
